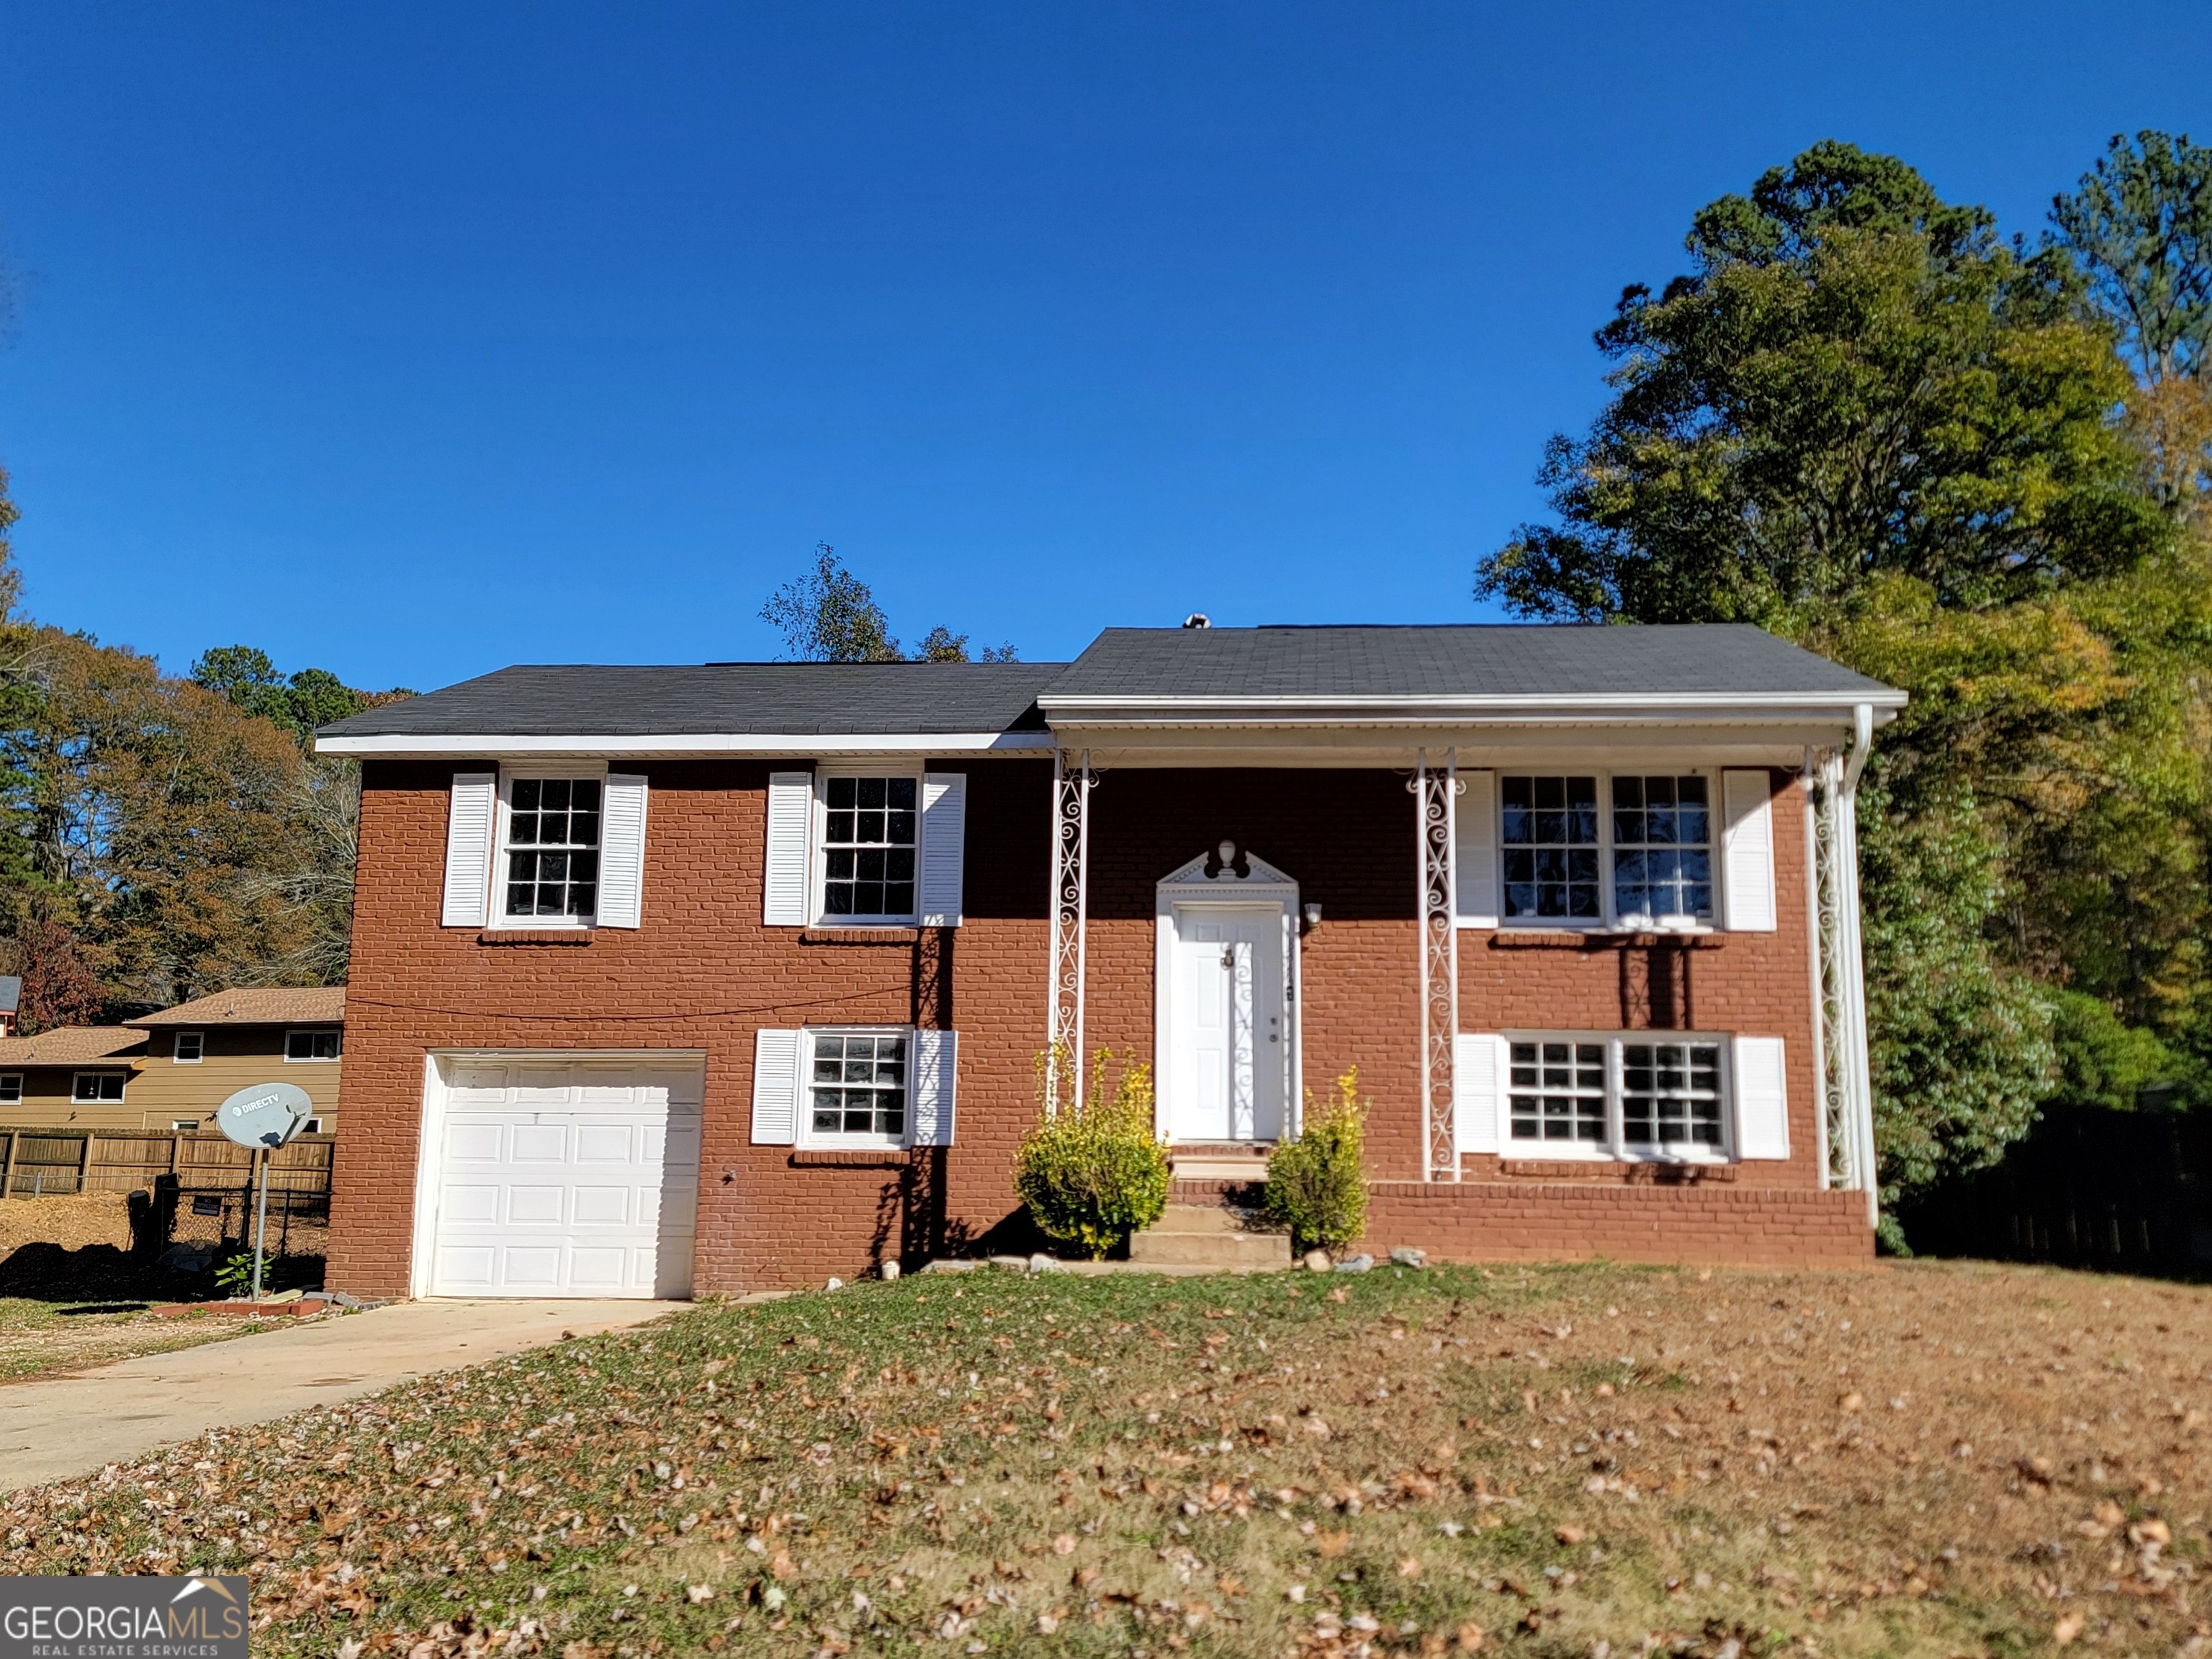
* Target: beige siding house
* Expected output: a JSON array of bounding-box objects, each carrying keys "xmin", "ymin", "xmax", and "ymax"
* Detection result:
[
  {"xmin": 0, "ymin": 989, "xmax": 345, "ymax": 1132},
  {"xmin": 0, "ymin": 1027, "xmax": 149, "ymax": 1130}
]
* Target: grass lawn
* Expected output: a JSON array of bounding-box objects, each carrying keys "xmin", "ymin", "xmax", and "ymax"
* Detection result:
[{"xmin": 4, "ymin": 1259, "xmax": 2208, "ymax": 1658}]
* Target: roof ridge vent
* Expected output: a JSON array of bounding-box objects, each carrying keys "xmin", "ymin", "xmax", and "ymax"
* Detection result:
[{"xmin": 1182, "ymin": 613, "xmax": 1210, "ymax": 629}]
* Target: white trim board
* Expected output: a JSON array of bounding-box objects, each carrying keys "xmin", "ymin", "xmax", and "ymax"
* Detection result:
[{"xmin": 318, "ymin": 731, "xmax": 1056, "ymax": 758}]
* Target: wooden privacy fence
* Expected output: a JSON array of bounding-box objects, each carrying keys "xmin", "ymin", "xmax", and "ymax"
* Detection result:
[
  {"xmin": 0, "ymin": 1128, "xmax": 333, "ymax": 1205},
  {"xmin": 1897, "ymin": 1105, "xmax": 2212, "ymax": 1276}
]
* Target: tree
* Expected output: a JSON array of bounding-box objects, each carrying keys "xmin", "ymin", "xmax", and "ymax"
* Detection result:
[
  {"xmin": 761, "ymin": 544, "xmax": 904, "ymax": 662},
  {"xmin": 189, "ymin": 647, "xmax": 390, "ymax": 742},
  {"xmin": 1474, "ymin": 142, "xmax": 2195, "ymax": 1231},
  {"xmin": 1480, "ymin": 142, "xmax": 2164, "ymax": 629},
  {"xmin": 2051, "ymin": 130, "xmax": 2212, "ymax": 385},
  {"xmin": 761, "ymin": 545, "xmax": 1018, "ymax": 662}
]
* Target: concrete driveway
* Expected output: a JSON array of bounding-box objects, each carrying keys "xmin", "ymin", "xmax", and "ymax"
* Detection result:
[{"xmin": 0, "ymin": 1298, "xmax": 682, "ymax": 1493}]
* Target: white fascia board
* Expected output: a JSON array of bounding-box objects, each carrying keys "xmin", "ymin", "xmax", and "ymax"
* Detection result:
[
  {"xmin": 315, "ymin": 730, "xmax": 1057, "ymax": 759},
  {"xmin": 1037, "ymin": 691, "xmax": 1906, "ymax": 718}
]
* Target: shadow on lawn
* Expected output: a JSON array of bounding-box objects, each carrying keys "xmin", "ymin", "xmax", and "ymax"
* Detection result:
[{"xmin": 0, "ymin": 1240, "xmax": 328, "ymax": 1308}]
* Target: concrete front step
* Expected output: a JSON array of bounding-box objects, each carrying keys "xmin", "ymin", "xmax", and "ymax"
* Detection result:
[
  {"xmin": 1128, "ymin": 1205, "xmax": 1292, "ymax": 1269},
  {"xmin": 1169, "ymin": 1143, "xmax": 1275, "ymax": 1183}
]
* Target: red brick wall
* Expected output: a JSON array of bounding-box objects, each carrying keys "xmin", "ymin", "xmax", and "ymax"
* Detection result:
[
  {"xmin": 1359, "ymin": 1180, "xmax": 1871, "ymax": 1268},
  {"xmin": 328, "ymin": 757, "xmax": 1056, "ymax": 1299},
  {"xmin": 328, "ymin": 761, "xmax": 1858, "ymax": 1298}
]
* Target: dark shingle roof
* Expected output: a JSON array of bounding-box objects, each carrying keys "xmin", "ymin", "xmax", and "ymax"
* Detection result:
[
  {"xmin": 1041, "ymin": 626, "xmax": 1894, "ymax": 703},
  {"xmin": 316, "ymin": 627, "xmax": 1899, "ymax": 749},
  {"xmin": 318, "ymin": 664, "xmax": 1062, "ymax": 739}
]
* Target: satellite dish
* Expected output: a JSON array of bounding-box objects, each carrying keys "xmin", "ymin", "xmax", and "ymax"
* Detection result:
[{"xmin": 216, "ymin": 1082, "xmax": 315, "ymax": 1149}]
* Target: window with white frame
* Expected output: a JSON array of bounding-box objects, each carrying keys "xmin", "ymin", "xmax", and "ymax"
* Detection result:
[
  {"xmin": 501, "ymin": 776, "xmax": 602, "ymax": 922},
  {"xmin": 1505, "ymin": 1034, "xmax": 1729, "ymax": 1157},
  {"xmin": 1496, "ymin": 773, "xmax": 1716, "ymax": 928},
  {"xmin": 1620, "ymin": 1040, "xmax": 1724, "ymax": 1148},
  {"xmin": 806, "ymin": 1030, "xmax": 909, "ymax": 1143},
  {"xmin": 819, "ymin": 775, "xmax": 917, "ymax": 922},
  {"xmin": 1501, "ymin": 776, "xmax": 1601, "ymax": 920},
  {"xmin": 285, "ymin": 1028, "xmax": 341, "ymax": 1061},
  {"xmin": 73, "ymin": 1071, "xmax": 126, "ymax": 1103},
  {"xmin": 0, "ymin": 1074, "xmax": 19, "ymax": 1104},
  {"xmin": 1507, "ymin": 1040, "xmax": 1607, "ymax": 1143},
  {"xmin": 173, "ymin": 1030, "xmax": 204, "ymax": 1064},
  {"xmin": 1611, "ymin": 776, "xmax": 1714, "ymax": 924}
]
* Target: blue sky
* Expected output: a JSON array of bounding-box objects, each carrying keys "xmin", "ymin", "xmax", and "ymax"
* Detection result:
[{"xmin": 0, "ymin": 3, "xmax": 2206, "ymax": 691}]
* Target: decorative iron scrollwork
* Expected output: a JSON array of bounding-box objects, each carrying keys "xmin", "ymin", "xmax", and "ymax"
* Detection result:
[{"xmin": 1417, "ymin": 749, "xmax": 1459, "ymax": 1182}]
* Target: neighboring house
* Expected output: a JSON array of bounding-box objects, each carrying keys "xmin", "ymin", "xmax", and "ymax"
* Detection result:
[
  {"xmin": 0, "ymin": 989, "xmax": 344, "ymax": 1133},
  {"xmin": 123, "ymin": 989, "xmax": 346, "ymax": 1133},
  {"xmin": 0, "ymin": 976, "xmax": 20, "ymax": 1038},
  {"xmin": 0, "ymin": 1026, "xmax": 150, "ymax": 1129},
  {"xmin": 315, "ymin": 624, "xmax": 1902, "ymax": 1302}
]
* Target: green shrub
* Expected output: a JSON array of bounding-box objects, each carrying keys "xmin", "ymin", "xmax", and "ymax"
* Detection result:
[
  {"xmin": 1265, "ymin": 1067, "xmax": 1368, "ymax": 1253},
  {"xmin": 213, "ymin": 1249, "xmax": 266, "ymax": 1297},
  {"xmin": 1014, "ymin": 1047, "xmax": 1171, "ymax": 1259}
]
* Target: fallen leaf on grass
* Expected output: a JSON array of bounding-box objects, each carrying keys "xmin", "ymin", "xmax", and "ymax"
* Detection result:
[
  {"xmin": 1316, "ymin": 1531, "xmax": 1349, "ymax": 1559},
  {"xmin": 1051, "ymin": 1533, "xmax": 1076, "ymax": 1555},
  {"xmin": 1396, "ymin": 1555, "xmax": 1421, "ymax": 1578},
  {"xmin": 1554, "ymin": 1524, "xmax": 1587, "ymax": 1545},
  {"xmin": 2054, "ymin": 1611, "xmax": 2085, "ymax": 1645}
]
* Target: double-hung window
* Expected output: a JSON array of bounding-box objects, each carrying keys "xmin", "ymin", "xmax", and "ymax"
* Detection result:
[
  {"xmin": 818, "ymin": 773, "xmax": 918, "ymax": 924},
  {"xmin": 500, "ymin": 775, "xmax": 602, "ymax": 924},
  {"xmin": 173, "ymin": 1030, "xmax": 204, "ymax": 1064},
  {"xmin": 1504, "ymin": 1033, "xmax": 1727, "ymax": 1158},
  {"xmin": 806, "ymin": 1030, "xmax": 910, "ymax": 1145},
  {"xmin": 73, "ymin": 1071, "xmax": 126, "ymax": 1104},
  {"xmin": 0, "ymin": 1074, "xmax": 19, "ymax": 1104},
  {"xmin": 1495, "ymin": 773, "xmax": 1715, "ymax": 928}
]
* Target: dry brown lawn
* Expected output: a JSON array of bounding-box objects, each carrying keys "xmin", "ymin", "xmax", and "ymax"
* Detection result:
[
  {"xmin": 0, "ymin": 1194, "xmax": 273, "ymax": 1381},
  {"xmin": 3, "ymin": 1257, "xmax": 2209, "ymax": 1657}
]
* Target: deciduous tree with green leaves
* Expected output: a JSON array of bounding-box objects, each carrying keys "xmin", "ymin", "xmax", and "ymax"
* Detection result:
[{"xmin": 1476, "ymin": 140, "xmax": 2206, "ymax": 1243}]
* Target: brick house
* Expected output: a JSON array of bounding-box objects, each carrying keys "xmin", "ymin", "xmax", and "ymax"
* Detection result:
[{"xmin": 316, "ymin": 624, "xmax": 1900, "ymax": 1300}]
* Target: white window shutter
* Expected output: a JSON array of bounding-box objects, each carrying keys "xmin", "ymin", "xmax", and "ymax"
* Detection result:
[
  {"xmin": 918, "ymin": 773, "xmax": 968, "ymax": 927},
  {"xmin": 912, "ymin": 1028, "xmax": 957, "ymax": 1146},
  {"xmin": 596, "ymin": 773, "xmax": 649, "ymax": 928},
  {"xmin": 1455, "ymin": 770, "xmax": 1498, "ymax": 927},
  {"xmin": 440, "ymin": 773, "xmax": 498, "ymax": 928},
  {"xmin": 763, "ymin": 772, "xmax": 813, "ymax": 926},
  {"xmin": 1733, "ymin": 1035, "xmax": 1790, "ymax": 1159},
  {"xmin": 1453, "ymin": 1032, "xmax": 1506, "ymax": 1154},
  {"xmin": 1720, "ymin": 769, "xmax": 1778, "ymax": 932},
  {"xmin": 750, "ymin": 1028, "xmax": 803, "ymax": 1146}
]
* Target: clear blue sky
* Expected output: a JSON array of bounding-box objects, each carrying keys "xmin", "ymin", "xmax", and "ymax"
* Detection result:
[{"xmin": 1, "ymin": 4, "xmax": 2205, "ymax": 691}]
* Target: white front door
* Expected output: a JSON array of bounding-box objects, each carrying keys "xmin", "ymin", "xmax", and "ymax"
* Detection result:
[
  {"xmin": 1169, "ymin": 906, "xmax": 1285, "ymax": 1142},
  {"xmin": 428, "ymin": 1058, "xmax": 701, "ymax": 1298}
]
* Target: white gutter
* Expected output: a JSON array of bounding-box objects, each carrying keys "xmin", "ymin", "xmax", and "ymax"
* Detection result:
[{"xmin": 1038, "ymin": 689, "xmax": 1908, "ymax": 714}]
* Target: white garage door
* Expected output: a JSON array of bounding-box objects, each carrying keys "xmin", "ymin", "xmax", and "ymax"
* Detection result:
[{"xmin": 427, "ymin": 1056, "xmax": 702, "ymax": 1298}]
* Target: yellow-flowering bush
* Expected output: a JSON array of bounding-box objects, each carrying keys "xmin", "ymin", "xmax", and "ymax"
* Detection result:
[{"xmin": 1014, "ymin": 1047, "xmax": 1171, "ymax": 1260}]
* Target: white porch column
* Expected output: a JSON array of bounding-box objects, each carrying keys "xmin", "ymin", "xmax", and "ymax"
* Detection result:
[
  {"xmin": 1047, "ymin": 749, "xmax": 1092, "ymax": 1114},
  {"xmin": 1812, "ymin": 709, "xmax": 1879, "ymax": 1226},
  {"xmin": 1416, "ymin": 748, "xmax": 1460, "ymax": 1182}
]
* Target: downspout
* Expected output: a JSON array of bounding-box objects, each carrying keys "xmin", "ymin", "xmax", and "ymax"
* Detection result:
[{"xmin": 1838, "ymin": 703, "xmax": 1878, "ymax": 1228}]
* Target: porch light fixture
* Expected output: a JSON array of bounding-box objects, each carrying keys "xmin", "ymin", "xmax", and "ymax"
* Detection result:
[{"xmin": 1302, "ymin": 902, "xmax": 1322, "ymax": 931}]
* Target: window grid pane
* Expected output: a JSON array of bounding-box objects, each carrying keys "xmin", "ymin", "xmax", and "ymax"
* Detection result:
[
  {"xmin": 1621, "ymin": 1042, "xmax": 1725, "ymax": 1146},
  {"xmin": 73, "ymin": 1074, "xmax": 125, "ymax": 1103},
  {"xmin": 822, "ymin": 776, "xmax": 918, "ymax": 919},
  {"xmin": 809, "ymin": 1033, "xmax": 909, "ymax": 1138},
  {"xmin": 1507, "ymin": 1040, "xmax": 1607, "ymax": 1143},
  {"xmin": 1611, "ymin": 775, "xmax": 1713, "ymax": 922},
  {"xmin": 504, "ymin": 777, "xmax": 603, "ymax": 920},
  {"xmin": 1501, "ymin": 776, "xmax": 1601, "ymax": 920}
]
